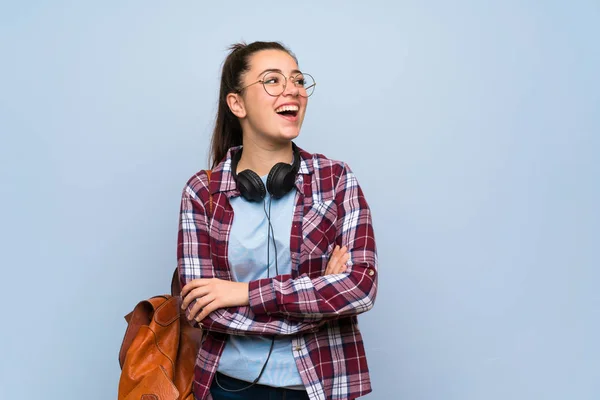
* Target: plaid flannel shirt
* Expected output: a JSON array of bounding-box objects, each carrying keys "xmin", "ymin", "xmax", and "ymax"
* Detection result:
[{"xmin": 177, "ymin": 144, "xmax": 378, "ymax": 400}]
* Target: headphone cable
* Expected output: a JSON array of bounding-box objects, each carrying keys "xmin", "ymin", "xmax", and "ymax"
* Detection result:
[{"xmin": 215, "ymin": 196, "xmax": 277, "ymax": 392}]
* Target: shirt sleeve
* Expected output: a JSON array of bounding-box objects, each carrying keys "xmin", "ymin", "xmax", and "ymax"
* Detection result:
[
  {"xmin": 247, "ymin": 162, "xmax": 378, "ymax": 321},
  {"xmin": 177, "ymin": 179, "xmax": 325, "ymax": 336}
]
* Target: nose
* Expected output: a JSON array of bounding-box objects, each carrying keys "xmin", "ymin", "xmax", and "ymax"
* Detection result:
[{"xmin": 282, "ymin": 77, "xmax": 299, "ymax": 97}]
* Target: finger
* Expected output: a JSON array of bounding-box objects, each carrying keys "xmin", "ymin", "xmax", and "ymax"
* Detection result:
[
  {"xmin": 181, "ymin": 278, "xmax": 206, "ymax": 297},
  {"xmin": 324, "ymin": 257, "xmax": 334, "ymax": 276},
  {"xmin": 325, "ymin": 260, "xmax": 336, "ymax": 276},
  {"xmin": 332, "ymin": 257, "xmax": 344, "ymax": 275},
  {"xmin": 324, "ymin": 262, "xmax": 333, "ymax": 276},
  {"xmin": 180, "ymin": 280, "xmax": 197, "ymax": 297},
  {"xmin": 188, "ymin": 293, "xmax": 215, "ymax": 320},
  {"xmin": 195, "ymin": 299, "xmax": 219, "ymax": 323},
  {"xmin": 331, "ymin": 251, "xmax": 349, "ymax": 274},
  {"xmin": 336, "ymin": 253, "xmax": 350, "ymax": 274},
  {"xmin": 332, "ymin": 246, "xmax": 347, "ymax": 261},
  {"xmin": 328, "ymin": 245, "xmax": 341, "ymax": 265},
  {"xmin": 181, "ymin": 286, "xmax": 211, "ymax": 309},
  {"xmin": 332, "ymin": 245, "xmax": 340, "ymax": 257},
  {"xmin": 180, "ymin": 279, "xmax": 198, "ymax": 297}
]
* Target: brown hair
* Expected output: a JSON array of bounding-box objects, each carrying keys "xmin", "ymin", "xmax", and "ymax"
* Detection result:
[{"xmin": 208, "ymin": 41, "xmax": 297, "ymax": 169}]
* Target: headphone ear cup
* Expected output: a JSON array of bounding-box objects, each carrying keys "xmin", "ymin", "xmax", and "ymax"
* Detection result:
[
  {"xmin": 237, "ymin": 170, "xmax": 266, "ymax": 202},
  {"xmin": 267, "ymin": 163, "xmax": 294, "ymax": 199}
]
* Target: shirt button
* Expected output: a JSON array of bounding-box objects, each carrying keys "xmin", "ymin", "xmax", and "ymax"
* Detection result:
[
  {"xmin": 368, "ymin": 269, "xmax": 375, "ymax": 276},
  {"xmin": 294, "ymin": 346, "xmax": 302, "ymax": 352}
]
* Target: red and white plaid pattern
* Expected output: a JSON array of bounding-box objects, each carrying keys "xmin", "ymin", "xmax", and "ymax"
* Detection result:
[{"xmin": 177, "ymin": 145, "xmax": 378, "ymax": 400}]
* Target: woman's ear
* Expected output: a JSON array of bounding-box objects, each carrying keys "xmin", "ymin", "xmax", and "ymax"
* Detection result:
[{"xmin": 226, "ymin": 93, "xmax": 247, "ymax": 119}]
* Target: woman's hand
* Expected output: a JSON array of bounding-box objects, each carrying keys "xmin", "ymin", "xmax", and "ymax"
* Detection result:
[
  {"xmin": 324, "ymin": 245, "xmax": 350, "ymax": 275},
  {"xmin": 181, "ymin": 279, "xmax": 249, "ymax": 323}
]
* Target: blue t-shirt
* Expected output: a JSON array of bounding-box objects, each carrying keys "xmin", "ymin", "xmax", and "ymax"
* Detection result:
[{"xmin": 217, "ymin": 175, "xmax": 304, "ymax": 388}]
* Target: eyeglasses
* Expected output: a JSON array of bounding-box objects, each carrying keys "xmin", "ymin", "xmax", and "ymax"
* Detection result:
[{"xmin": 238, "ymin": 71, "xmax": 316, "ymax": 98}]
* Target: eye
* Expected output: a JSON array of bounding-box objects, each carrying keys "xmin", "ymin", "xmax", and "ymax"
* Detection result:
[
  {"xmin": 263, "ymin": 75, "xmax": 281, "ymax": 85},
  {"xmin": 293, "ymin": 75, "xmax": 306, "ymax": 86}
]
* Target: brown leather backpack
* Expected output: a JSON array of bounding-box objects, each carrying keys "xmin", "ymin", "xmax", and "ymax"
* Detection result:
[
  {"xmin": 117, "ymin": 269, "xmax": 203, "ymax": 400},
  {"xmin": 118, "ymin": 171, "xmax": 212, "ymax": 399}
]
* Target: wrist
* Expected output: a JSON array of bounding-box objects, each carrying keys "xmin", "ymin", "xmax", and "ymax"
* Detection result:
[{"xmin": 239, "ymin": 282, "xmax": 250, "ymax": 306}]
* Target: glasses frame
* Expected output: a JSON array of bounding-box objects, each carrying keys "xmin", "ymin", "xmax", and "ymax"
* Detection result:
[{"xmin": 237, "ymin": 71, "xmax": 316, "ymax": 98}]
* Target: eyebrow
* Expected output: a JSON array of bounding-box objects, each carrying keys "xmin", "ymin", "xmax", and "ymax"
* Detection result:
[{"xmin": 257, "ymin": 68, "xmax": 302, "ymax": 78}]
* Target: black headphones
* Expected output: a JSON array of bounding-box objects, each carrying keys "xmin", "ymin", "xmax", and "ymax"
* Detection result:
[{"xmin": 231, "ymin": 142, "xmax": 301, "ymax": 202}]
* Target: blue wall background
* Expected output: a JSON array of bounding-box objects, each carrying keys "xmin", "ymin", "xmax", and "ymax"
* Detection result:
[{"xmin": 1, "ymin": 1, "xmax": 598, "ymax": 399}]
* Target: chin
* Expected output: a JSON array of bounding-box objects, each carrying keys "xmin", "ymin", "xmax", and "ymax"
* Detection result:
[
  {"xmin": 281, "ymin": 126, "xmax": 302, "ymax": 139},
  {"xmin": 268, "ymin": 130, "xmax": 300, "ymax": 144}
]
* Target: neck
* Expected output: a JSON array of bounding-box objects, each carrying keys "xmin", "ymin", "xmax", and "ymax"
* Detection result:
[{"xmin": 237, "ymin": 138, "xmax": 294, "ymax": 177}]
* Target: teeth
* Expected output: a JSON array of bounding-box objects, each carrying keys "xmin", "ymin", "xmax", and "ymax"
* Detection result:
[{"xmin": 275, "ymin": 105, "xmax": 299, "ymax": 113}]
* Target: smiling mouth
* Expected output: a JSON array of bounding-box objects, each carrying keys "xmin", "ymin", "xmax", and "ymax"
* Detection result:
[
  {"xmin": 275, "ymin": 105, "xmax": 299, "ymax": 119},
  {"xmin": 277, "ymin": 109, "xmax": 298, "ymax": 117}
]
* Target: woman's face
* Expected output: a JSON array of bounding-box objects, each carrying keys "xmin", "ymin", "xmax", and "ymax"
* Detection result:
[{"xmin": 232, "ymin": 49, "xmax": 309, "ymax": 145}]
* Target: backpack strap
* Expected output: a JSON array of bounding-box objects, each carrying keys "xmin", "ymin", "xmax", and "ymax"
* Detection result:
[
  {"xmin": 206, "ymin": 169, "xmax": 213, "ymax": 215},
  {"xmin": 170, "ymin": 170, "xmax": 213, "ymax": 297}
]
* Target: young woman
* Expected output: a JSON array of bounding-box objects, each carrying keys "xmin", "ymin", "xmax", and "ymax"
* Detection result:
[{"xmin": 177, "ymin": 41, "xmax": 378, "ymax": 400}]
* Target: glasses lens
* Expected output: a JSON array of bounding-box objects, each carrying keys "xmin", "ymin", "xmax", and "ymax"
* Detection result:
[
  {"xmin": 262, "ymin": 72, "xmax": 286, "ymax": 96},
  {"xmin": 261, "ymin": 72, "xmax": 316, "ymax": 97},
  {"xmin": 293, "ymin": 73, "xmax": 316, "ymax": 97}
]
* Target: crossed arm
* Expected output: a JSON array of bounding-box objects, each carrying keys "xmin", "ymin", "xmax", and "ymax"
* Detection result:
[{"xmin": 177, "ymin": 163, "xmax": 377, "ymax": 336}]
